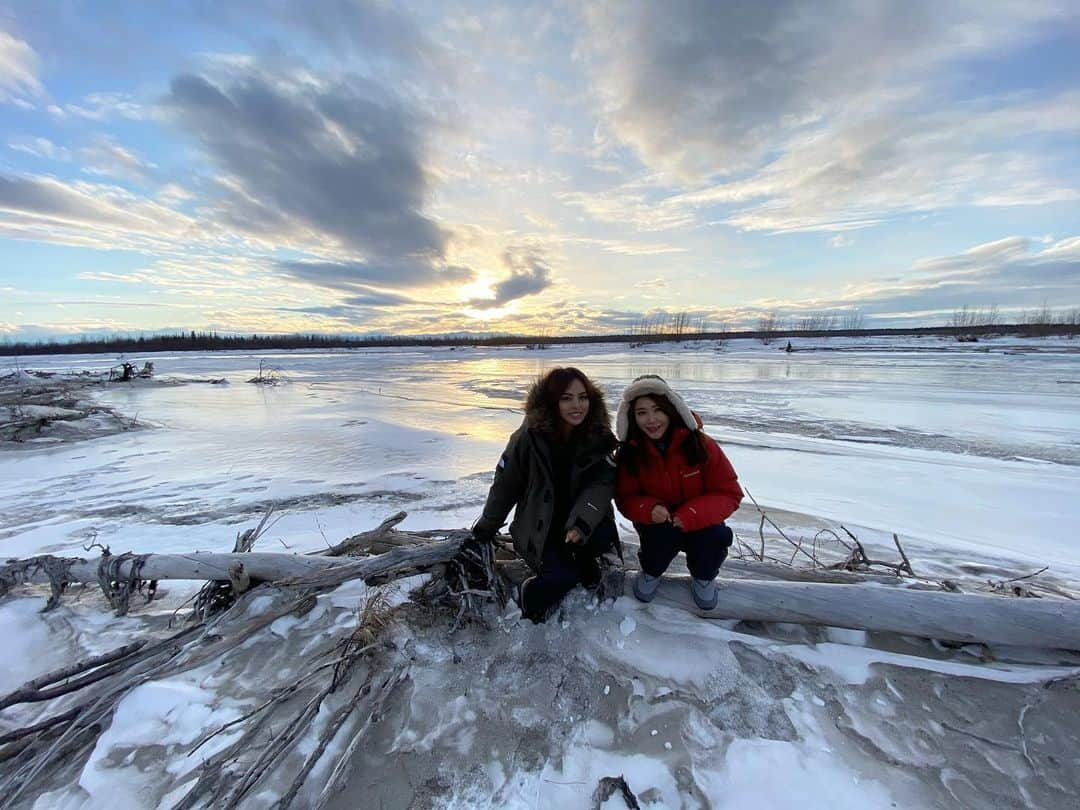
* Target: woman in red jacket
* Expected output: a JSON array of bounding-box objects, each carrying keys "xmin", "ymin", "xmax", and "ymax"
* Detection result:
[{"xmin": 615, "ymin": 375, "xmax": 743, "ymax": 609}]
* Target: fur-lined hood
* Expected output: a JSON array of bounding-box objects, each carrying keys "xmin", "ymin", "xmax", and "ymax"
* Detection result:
[
  {"xmin": 523, "ymin": 378, "xmax": 614, "ymax": 441},
  {"xmin": 615, "ymin": 375, "xmax": 698, "ymax": 441}
]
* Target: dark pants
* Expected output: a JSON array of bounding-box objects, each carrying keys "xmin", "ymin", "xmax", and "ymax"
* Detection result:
[
  {"xmin": 636, "ymin": 521, "xmax": 732, "ymax": 581},
  {"xmin": 522, "ymin": 518, "xmax": 619, "ymax": 622}
]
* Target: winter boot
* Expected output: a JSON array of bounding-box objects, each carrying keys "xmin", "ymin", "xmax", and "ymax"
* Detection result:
[
  {"xmin": 691, "ymin": 577, "xmax": 718, "ymax": 610},
  {"xmin": 633, "ymin": 572, "xmax": 661, "ymax": 602},
  {"xmin": 510, "ymin": 576, "xmax": 532, "ymax": 612},
  {"xmin": 516, "ymin": 577, "xmax": 554, "ymax": 624},
  {"xmin": 577, "ymin": 554, "xmax": 602, "ymax": 590}
]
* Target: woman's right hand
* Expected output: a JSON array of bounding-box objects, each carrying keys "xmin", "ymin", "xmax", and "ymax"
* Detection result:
[{"xmin": 650, "ymin": 504, "xmax": 671, "ymax": 524}]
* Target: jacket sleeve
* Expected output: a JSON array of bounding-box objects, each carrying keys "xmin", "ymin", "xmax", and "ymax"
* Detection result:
[
  {"xmin": 615, "ymin": 461, "xmax": 661, "ymax": 525},
  {"xmin": 672, "ymin": 437, "xmax": 743, "ymax": 532},
  {"xmin": 566, "ymin": 448, "xmax": 617, "ymax": 538},
  {"xmin": 473, "ymin": 426, "xmax": 528, "ymax": 538}
]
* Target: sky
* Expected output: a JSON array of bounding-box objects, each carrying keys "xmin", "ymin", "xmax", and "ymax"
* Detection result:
[{"xmin": 1, "ymin": 1, "xmax": 1079, "ymax": 341}]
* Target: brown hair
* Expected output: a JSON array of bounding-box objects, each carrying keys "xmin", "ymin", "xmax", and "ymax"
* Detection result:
[{"xmin": 524, "ymin": 366, "xmax": 612, "ymax": 439}]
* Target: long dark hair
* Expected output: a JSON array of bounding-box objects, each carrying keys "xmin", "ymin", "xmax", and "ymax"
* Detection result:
[
  {"xmin": 525, "ymin": 366, "xmax": 612, "ymax": 439},
  {"xmin": 616, "ymin": 393, "xmax": 707, "ymax": 473}
]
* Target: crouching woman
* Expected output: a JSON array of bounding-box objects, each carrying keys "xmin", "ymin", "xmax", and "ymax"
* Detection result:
[
  {"xmin": 615, "ymin": 375, "xmax": 743, "ymax": 610},
  {"xmin": 472, "ymin": 367, "xmax": 619, "ymax": 622}
]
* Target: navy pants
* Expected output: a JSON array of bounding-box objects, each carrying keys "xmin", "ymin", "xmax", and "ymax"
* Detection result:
[
  {"xmin": 522, "ymin": 518, "xmax": 619, "ymax": 622},
  {"xmin": 636, "ymin": 521, "xmax": 732, "ymax": 581}
]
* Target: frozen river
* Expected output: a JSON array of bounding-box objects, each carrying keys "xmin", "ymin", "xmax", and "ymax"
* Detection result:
[
  {"xmin": 4, "ymin": 335, "xmax": 1080, "ymax": 810},
  {"xmin": 4, "ymin": 335, "xmax": 1079, "ymax": 573}
]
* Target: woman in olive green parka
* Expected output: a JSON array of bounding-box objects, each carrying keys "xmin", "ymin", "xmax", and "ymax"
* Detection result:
[{"xmin": 472, "ymin": 367, "xmax": 619, "ymax": 622}]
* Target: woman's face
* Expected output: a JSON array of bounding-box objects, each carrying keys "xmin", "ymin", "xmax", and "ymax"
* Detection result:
[
  {"xmin": 633, "ymin": 396, "xmax": 670, "ymax": 441},
  {"xmin": 558, "ymin": 378, "xmax": 590, "ymax": 429}
]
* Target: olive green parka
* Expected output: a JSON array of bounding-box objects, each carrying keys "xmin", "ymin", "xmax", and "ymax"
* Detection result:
[{"xmin": 474, "ymin": 381, "xmax": 617, "ymax": 572}]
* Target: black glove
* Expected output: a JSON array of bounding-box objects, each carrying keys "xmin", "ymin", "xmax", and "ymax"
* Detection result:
[{"xmin": 470, "ymin": 524, "xmax": 496, "ymax": 544}]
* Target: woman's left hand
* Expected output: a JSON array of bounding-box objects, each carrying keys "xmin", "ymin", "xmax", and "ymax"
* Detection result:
[
  {"xmin": 672, "ymin": 516, "xmax": 685, "ymax": 530},
  {"xmin": 566, "ymin": 527, "xmax": 584, "ymax": 545}
]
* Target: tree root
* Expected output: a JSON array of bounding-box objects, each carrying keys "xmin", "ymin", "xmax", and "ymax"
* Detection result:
[
  {"xmin": 0, "ymin": 555, "xmax": 80, "ymax": 610},
  {"xmin": 96, "ymin": 551, "xmax": 156, "ymax": 616},
  {"xmin": 0, "ymin": 516, "xmax": 477, "ymax": 808},
  {"xmin": 592, "ymin": 774, "xmax": 641, "ymax": 809}
]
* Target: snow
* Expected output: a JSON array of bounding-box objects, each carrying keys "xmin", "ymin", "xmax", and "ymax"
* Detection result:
[
  {"xmin": 3, "ymin": 336, "xmax": 1080, "ymax": 808},
  {"xmin": 0, "ymin": 599, "xmax": 71, "ymax": 695},
  {"xmin": 780, "ymin": 640, "xmax": 1080, "ymax": 686},
  {"xmin": 705, "ymin": 738, "xmax": 896, "ymax": 810}
]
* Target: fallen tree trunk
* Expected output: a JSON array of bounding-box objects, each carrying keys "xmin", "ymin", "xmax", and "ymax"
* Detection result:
[
  {"xmin": 4, "ymin": 538, "xmax": 1079, "ymax": 651},
  {"xmin": 1, "ymin": 532, "xmax": 467, "ymax": 602},
  {"xmin": 3, "ymin": 514, "xmax": 1079, "ymax": 808},
  {"xmin": 721, "ymin": 558, "xmax": 906, "ymax": 586},
  {"xmin": 5, "ymin": 552, "xmax": 349, "ymax": 587},
  {"xmin": 0, "ymin": 530, "xmax": 474, "ymax": 809},
  {"xmin": 647, "ymin": 576, "xmax": 1080, "ymax": 651}
]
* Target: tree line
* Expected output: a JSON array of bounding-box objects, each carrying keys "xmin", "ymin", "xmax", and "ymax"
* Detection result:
[{"xmin": 3, "ymin": 308, "xmax": 1079, "ymax": 357}]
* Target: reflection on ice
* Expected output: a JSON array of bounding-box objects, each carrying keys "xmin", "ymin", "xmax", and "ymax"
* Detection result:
[
  {"xmin": 3, "ymin": 337, "xmax": 1080, "ymax": 810},
  {"xmin": 3, "ymin": 337, "xmax": 1079, "ymax": 572}
]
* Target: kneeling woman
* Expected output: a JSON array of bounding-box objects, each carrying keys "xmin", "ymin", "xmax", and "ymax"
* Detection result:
[
  {"xmin": 473, "ymin": 367, "xmax": 619, "ymax": 622},
  {"xmin": 615, "ymin": 375, "xmax": 743, "ymax": 609}
]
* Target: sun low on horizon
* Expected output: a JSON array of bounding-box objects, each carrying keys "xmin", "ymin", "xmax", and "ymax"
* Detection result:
[{"xmin": 1, "ymin": 2, "xmax": 1078, "ymax": 343}]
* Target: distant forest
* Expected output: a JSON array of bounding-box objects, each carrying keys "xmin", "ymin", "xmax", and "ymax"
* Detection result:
[{"xmin": 2, "ymin": 323, "xmax": 1078, "ymax": 357}]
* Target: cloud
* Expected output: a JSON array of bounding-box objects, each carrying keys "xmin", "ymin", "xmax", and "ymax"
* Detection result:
[
  {"xmin": 278, "ymin": 259, "xmax": 472, "ymax": 291},
  {"xmin": 0, "ymin": 30, "xmax": 41, "ymax": 102},
  {"xmin": 164, "ymin": 70, "xmax": 450, "ymax": 263},
  {"xmin": 830, "ymin": 235, "xmax": 853, "ymax": 248},
  {"xmin": 75, "ymin": 271, "xmax": 146, "ymax": 284},
  {"xmin": 668, "ymin": 92, "xmax": 1080, "ymax": 232},
  {"xmin": 342, "ymin": 290, "xmax": 414, "ymax": 307},
  {"xmin": 574, "ymin": 2, "xmax": 1079, "ymax": 233},
  {"xmin": 557, "ymin": 184, "xmax": 695, "ymax": 232},
  {"xmin": 269, "ymin": 0, "xmax": 444, "ymax": 71},
  {"xmin": 62, "ymin": 92, "xmax": 145, "ymax": 121},
  {"xmin": 773, "ymin": 236, "xmax": 1080, "ymax": 324},
  {"xmin": 287, "ymin": 286, "xmax": 416, "ymax": 321},
  {"xmin": 0, "ymin": 174, "xmax": 144, "ymax": 227},
  {"xmin": 588, "ymin": 239, "xmax": 686, "ymax": 256},
  {"xmin": 80, "ymin": 137, "xmax": 157, "ymax": 182},
  {"xmin": 469, "ymin": 247, "xmax": 554, "ymax": 309},
  {"xmin": 8, "ymin": 136, "xmax": 70, "ymax": 161},
  {"xmin": 2, "ymin": 50, "xmax": 471, "ymax": 306},
  {"xmin": 584, "ymin": 1, "xmax": 1070, "ymax": 179},
  {"xmin": 0, "ymin": 173, "xmax": 202, "ymax": 253}
]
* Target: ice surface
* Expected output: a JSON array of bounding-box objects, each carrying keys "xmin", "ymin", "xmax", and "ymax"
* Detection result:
[
  {"xmin": 4, "ymin": 337, "xmax": 1078, "ymax": 570},
  {"xmin": 3, "ymin": 337, "xmax": 1080, "ymax": 808}
]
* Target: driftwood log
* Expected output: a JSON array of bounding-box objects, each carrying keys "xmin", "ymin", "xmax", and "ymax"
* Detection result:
[
  {"xmin": 648, "ymin": 577, "xmax": 1080, "ymax": 651},
  {"xmin": 2, "ymin": 512, "xmax": 1080, "ymax": 808},
  {"xmin": 3, "ymin": 539, "xmax": 1079, "ymax": 651},
  {"xmin": 0, "ymin": 522, "xmax": 477, "ymax": 810}
]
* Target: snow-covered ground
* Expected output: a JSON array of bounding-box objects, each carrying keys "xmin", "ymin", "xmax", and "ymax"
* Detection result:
[{"xmin": 2, "ymin": 335, "xmax": 1079, "ymax": 808}]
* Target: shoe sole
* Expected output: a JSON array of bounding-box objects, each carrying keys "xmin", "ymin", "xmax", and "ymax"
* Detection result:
[
  {"xmin": 633, "ymin": 576, "xmax": 660, "ymax": 603},
  {"xmin": 691, "ymin": 585, "xmax": 718, "ymax": 611}
]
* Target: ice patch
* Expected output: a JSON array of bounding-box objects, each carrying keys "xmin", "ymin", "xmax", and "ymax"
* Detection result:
[
  {"xmin": 0, "ymin": 599, "xmax": 70, "ymax": 694},
  {"xmin": 79, "ymin": 675, "xmax": 245, "ymax": 809},
  {"xmin": 538, "ymin": 747, "xmax": 681, "ymax": 808},
  {"xmin": 823, "ymin": 627, "xmax": 867, "ymax": 646},
  {"xmin": 704, "ymin": 738, "xmax": 896, "ymax": 809},
  {"xmin": 779, "ymin": 640, "xmax": 1080, "ymax": 685}
]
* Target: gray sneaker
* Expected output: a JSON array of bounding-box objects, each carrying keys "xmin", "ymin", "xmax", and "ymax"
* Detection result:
[
  {"xmin": 691, "ymin": 578, "xmax": 718, "ymax": 610},
  {"xmin": 633, "ymin": 572, "xmax": 661, "ymax": 602}
]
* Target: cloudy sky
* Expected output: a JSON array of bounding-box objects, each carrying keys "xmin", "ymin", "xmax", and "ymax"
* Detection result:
[{"xmin": 1, "ymin": 1, "xmax": 1078, "ymax": 340}]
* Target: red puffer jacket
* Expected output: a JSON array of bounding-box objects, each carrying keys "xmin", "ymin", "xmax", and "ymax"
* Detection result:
[{"xmin": 616, "ymin": 423, "xmax": 743, "ymax": 532}]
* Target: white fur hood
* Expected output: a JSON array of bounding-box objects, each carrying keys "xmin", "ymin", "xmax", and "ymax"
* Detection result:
[{"xmin": 615, "ymin": 375, "xmax": 697, "ymax": 441}]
